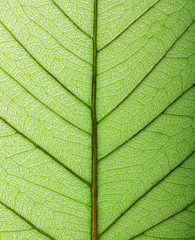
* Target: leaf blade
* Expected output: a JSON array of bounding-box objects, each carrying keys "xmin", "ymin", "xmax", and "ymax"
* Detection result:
[{"xmin": 0, "ymin": 0, "xmax": 194, "ymax": 239}]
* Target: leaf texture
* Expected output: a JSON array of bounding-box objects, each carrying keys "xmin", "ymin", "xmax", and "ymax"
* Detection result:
[{"xmin": 0, "ymin": 0, "xmax": 195, "ymax": 240}]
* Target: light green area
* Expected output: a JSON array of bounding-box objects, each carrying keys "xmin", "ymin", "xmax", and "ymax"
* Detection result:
[
  {"xmin": 0, "ymin": 204, "xmax": 48, "ymax": 240},
  {"xmin": 96, "ymin": 0, "xmax": 194, "ymax": 120},
  {"xmin": 0, "ymin": 0, "xmax": 93, "ymax": 103},
  {"xmin": 53, "ymin": 0, "xmax": 94, "ymax": 37},
  {"xmin": 0, "ymin": 0, "xmax": 194, "ymax": 240},
  {"xmin": 97, "ymin": 0, "xmax": 157, "ymax": 49}
]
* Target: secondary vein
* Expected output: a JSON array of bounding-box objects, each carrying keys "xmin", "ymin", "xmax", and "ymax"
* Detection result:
[
  {"xmin": 0, "ymin": 67, "xmax": 91, "ymax": 136},
  {"xmin": 97, "ymin": 21, "xmax": 194, "ymax": 123},
  {"xmin": 98, "ymin": 84, "xmax": 194, "ymax": 162},
  {"xmin": 128, "ymin": 200, "xmax": 195, "ymax": 240},
  {"xmin": 51, "ymin": 0, "xmax": 93, "ymax": 39},
  {"xmin": 0, "ymin": 200, "xmax": 55, "ymax": 240},
  {"xmin": 0, "ymin": 116, "xmax": 91, "ymax": 188},
  {"xmin": 98, "ymin": 84, "xmax": 194, "ymax": 161},
  {"xmin": 99, "ymin": 150, "xmax": 194, "ymax": 236},
  {"xmin": 0, "ymin": 21, "xmax": 90, "ymax": 109},
  {"xmin": 98, "ymin": 0, "xmax": 160, "ymax": 52}
]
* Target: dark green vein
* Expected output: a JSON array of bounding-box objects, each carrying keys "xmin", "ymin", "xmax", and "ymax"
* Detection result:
[
  {"xmin": 128, "ymin": 201, "xmax": 195, "ymax": 240},
  {"xmin": 0, "ymin": 21, "xmax": 90, "ymax": 109},
  {"xmin": 51, "ymin": 0, "xmax": 93, "ymax": 39},
  {"xmin": 91, "ymin": 0, "xmax": 98, "ymax": 239},
  {"xmin": 0, "ymin": 67, "xmax": 91, "ymax": 136},
  {"xmin": 97, "ymin": 21, "xmax": 194, "ymax": 123},
  {"xmin": 98, "ymin": 84, "xmax": 194, "ymax": 162},
  {"xmin": 97, "ymin": 0, "xmax": 160, "ymax": 52},
  {"xmin": 0, "ymin": 116, "xmax": 91, "ymax": 188},
  {"xmin": 0, "ymin": 200, "xmax": 55, "ymax": 240},
  {"xmin": 98, "ymin": 151, "xmax": 194, "ymax": 236},
  {"xmin": 29, "ymin": 18, "xmax": 91, "ymax": 66},
  {"xmin": 8, "ymin": 0, "xmax": 93, "ymax": 66}
]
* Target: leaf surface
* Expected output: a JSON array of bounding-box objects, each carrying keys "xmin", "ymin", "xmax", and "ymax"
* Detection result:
[{"xmin": 0, "ymin": 0, "xmax": 194, "ymax": 239}]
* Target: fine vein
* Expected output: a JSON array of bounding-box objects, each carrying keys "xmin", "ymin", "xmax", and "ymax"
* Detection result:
[
  {"xmin": 0, "ymin": 67, "xmax": 91, "ymax": 135},
  {"xmin": 51, "ymin": 0, "xmax": 93, "ymax": 39},
  {"xmin": 91, "ymin": 0, "xmax": 98, "ymax": 239},
  {"xmin": 0, "ymin": 116, "xmax": 91, "ymax": 188},
  {"xmin": 0, "ymin": 21, "xmax": 90, "ymax": 109},
  {"xmin": 128, "ymin": 201, "xmax": 195, "ymax": 240},
  {"xmin": 0, "ymin": 200, "xmax": 55, "ymax": 240},
  {"xmin": 14, "ymin": 0, "xmax": 92, "ymax": 66},
  {"xmin": 12, "ymin": 174, "xmax": 90, "ymax": 207},
  {"xmin": 98, "ymin": 0, "xmax": 160, "ymax": 52},
  {"xmin": 97, "ymin": 21, "xmax": 194, "ymax": 123},
  {"xmin": 99, "ymin": 151, "xmax": 194, "ymax": 236},
  {"xmin": 98, "ymin": 84, "xmax": 194, "ymax": 161}
]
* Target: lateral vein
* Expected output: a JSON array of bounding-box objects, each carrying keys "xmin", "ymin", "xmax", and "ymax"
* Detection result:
[
  {"xmin": 98, "ymin": 84, "xmax": 194, "ymax": 162},
  {"xmin": 128, "ymin": 201, "xmax": 195, "ymax": 240},
  {"xmin": 99, "ymin": 151, "xmax": 194, "ymax": 236},
  {"xmin": 0, "ymin": 116, "xmax": 91, "ymax": 188},
  {"xmin": 0, "ymin": 200, "xmax": 55, "ymax": 240},
  {"xmin": 51, "ymin": 0, "xmax": 93, "ymax": 39},
  {"xmin": 0, "ymin": 21, "xmax": 90, "ymax": 109},
  {"xmin": 98, "ymin": 0, "xmax": 160, "ymax": 52},
  {"xmin": 97, "ymin": 21, "xmax": 194, "ymax": 123},
  {"xmin": 0, "ymin": 67, "xmax": 91, "ymax": 136}
]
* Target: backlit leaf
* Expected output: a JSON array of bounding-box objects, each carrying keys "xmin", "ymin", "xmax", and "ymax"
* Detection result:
[{"xmin": 0, "ymin": 0, "xmax": 194, "ymax": 239}]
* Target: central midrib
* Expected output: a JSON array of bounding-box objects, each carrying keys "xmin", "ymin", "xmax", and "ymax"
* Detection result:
[{"xmin": 91, "ymin": 0, "xmax": 98, "ymax": 240}]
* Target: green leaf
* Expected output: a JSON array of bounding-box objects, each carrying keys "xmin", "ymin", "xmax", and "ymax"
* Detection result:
[{"xmin": 0, "ymin": 0, "xmax": 194, "ymax": 239}]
